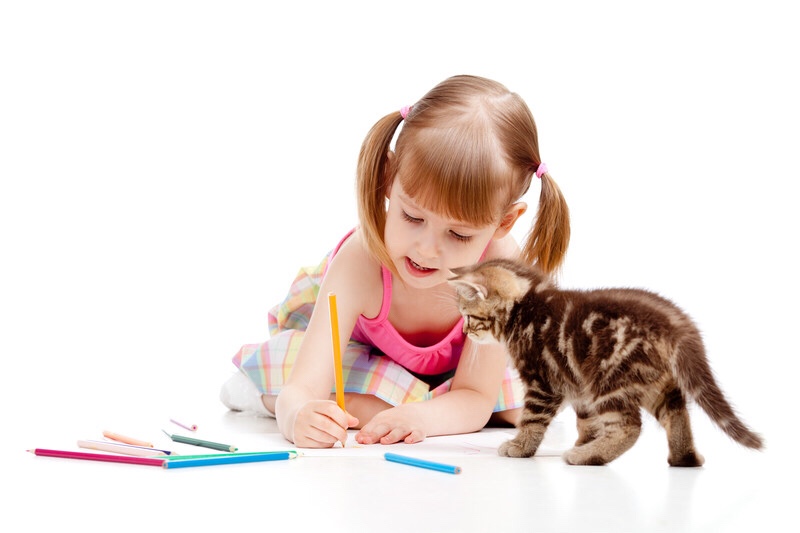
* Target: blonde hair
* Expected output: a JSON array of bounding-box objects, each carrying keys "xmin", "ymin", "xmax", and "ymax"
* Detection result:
[{"xmin": 357, "ymin": 75, "xmax": 570, "ymax": 275}]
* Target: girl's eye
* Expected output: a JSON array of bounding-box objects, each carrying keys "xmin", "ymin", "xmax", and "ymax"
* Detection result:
[
  {"xmin": 450, "ymin": 231, "xmax": 472, "ymax": 243},
  {"xmin": 402, "ymin": 211, "xmax": 423, "ymax": 223},
  {"xmin": 402, "ymin": 210, "xmax": 472, "ymax": 242}
]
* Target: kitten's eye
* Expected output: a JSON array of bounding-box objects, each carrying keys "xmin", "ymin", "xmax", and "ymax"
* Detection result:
[
  {"xmin": 467, "ymin": 315, "xmax": 488, "ymax": 328},
  {"xmin": 402, "ymin": 211, "xmax": 423, "ymax": 224}
]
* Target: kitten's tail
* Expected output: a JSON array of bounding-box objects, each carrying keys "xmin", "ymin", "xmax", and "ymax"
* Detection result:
[{"xmin": 674, "ymin": 335, "xmax": 764, "ymax": 450}]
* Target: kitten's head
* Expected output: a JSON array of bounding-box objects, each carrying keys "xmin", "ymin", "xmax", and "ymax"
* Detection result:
[{"xmin": 448, "ymin": 259, "xmax": 542, "ymax": 344}]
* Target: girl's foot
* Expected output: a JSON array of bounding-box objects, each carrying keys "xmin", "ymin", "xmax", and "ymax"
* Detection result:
[{"xmin": 219, "ymin": 372, "xmax": 274, "ymax": 417}]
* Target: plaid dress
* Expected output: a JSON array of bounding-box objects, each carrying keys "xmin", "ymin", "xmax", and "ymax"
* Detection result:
[{"xmin": 232, "ymin": 247, "xmax": 525, "ymax": 412}]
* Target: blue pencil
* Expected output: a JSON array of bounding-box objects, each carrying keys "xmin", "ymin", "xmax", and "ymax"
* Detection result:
[
  {"xmin": 164, "ymin": 451, "xmax": 295, "ymax": 461},
  {"xmin": 162, "ymin": 451, "xmax": 296, "ymax": 469},
  {"xmin": 384, "ymin": 453, "xmax": 462, "ymax": 475}
]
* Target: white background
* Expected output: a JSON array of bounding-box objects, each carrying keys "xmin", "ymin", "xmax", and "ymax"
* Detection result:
[{"xmin": 2, "ymin": 0, "xmax": 797, "ymax": 466}]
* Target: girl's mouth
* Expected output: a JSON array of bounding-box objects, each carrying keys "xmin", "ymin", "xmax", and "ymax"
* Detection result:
[{"xmin": 404, "ymin": 257, "xmax": 437, "ymax": 277}]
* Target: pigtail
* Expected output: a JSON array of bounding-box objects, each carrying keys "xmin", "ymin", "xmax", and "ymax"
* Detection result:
[
  {"xmin": 356, "ymin": 111, "xmax": 404, "ymax": 271},
  {"xmin": 521, "ymin": 170, "xmax": 570, "ymax": 274}
]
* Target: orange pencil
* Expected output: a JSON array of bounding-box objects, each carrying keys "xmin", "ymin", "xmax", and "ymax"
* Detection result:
[
  {"xmin": 328, "ymin": 292, "xmax": 346, "ymax": 412},
  {"xmin": 102, "ymin": 430, "xmax": 154, "ymax": 448}
]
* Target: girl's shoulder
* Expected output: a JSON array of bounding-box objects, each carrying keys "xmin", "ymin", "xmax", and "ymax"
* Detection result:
[
  {"xmin": 484, "ymin": 233, "xmax": 523, "ymax": 261},
  {"xmin": 329, "ymin": 227, "xmax": 379, "ymax": 270},
  {"xmin": 323, "ymin": 228, "xmax": 384, "ymax": 317}
]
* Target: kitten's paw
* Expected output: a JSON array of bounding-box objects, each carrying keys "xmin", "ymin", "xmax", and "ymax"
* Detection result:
[
  {"xmin": 668, "ymin": 450, "xmax": 705, "ymax": 467},
  {"xmin": 563, "ymin": 447, "xmax": 608, "ymax": 466},
  {"xmin": 498, "ymin": 439, "xmax": 537, "ymax": 458}
]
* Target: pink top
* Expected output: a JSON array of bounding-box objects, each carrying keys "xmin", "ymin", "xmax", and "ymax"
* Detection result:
[{"xmin": 329, "ymin": 230, "xmax": 465, "ymax": 376}]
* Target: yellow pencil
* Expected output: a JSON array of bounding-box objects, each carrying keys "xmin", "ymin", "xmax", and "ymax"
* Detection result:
[{"xmin": 328, "ymin": 292, "xmax": 346, "ymax": 412}]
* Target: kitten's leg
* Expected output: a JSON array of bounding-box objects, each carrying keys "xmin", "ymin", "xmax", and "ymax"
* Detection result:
[
  {"xmin": 574, "ymin": 406, "xmax": 601, "ymax": 446},
  {"xmin": 563, "ymin": 402, "xmax": 642, "ymax": 466},
  {"xmin": 651, "ymin": 386, "xmax": 705, "ymax": 467},
  {"xmin": 499, "ymin": 380, "xmax": 562, "ymax": 458}
]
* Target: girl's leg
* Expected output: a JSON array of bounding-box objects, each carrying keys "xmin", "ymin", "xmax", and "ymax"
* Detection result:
[
  {"xmin": 489, "ymin": 408, "xmax": 521, "ymax": 427},
  {"xmin": 260, "ymin": 394, "xmax": 276, "ymax": 415},
  {"xmin": 339, "ymin": 393, "xmax": 392, "ymax": 428},
  {"xmin": 484, "ymin": 368, "xmax": 525, "ymax": 427}
]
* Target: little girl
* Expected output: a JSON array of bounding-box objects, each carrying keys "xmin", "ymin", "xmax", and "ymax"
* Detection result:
[{"xmin": 220, "ymin": 75, "xmax": 570, "ymax": 448}]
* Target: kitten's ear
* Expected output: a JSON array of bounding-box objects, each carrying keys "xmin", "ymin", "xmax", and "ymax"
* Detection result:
[
  {"xmin": 448, "ymin": 279, "xmax": 487, "ymax": 301},
  {"xmin": 446, "ymin": 266, "xmax": 468, "ymax": 278}
]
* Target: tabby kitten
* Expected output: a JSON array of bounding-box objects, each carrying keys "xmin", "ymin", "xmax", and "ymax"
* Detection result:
[{"xmin": 449, "ymin": 258, "xmax": 763, "ymax": 466}]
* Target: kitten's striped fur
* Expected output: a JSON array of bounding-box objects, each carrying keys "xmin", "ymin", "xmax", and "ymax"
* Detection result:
[{"xmin": 449, "ymin": 258, "xmax": 763, "ymax": 466}]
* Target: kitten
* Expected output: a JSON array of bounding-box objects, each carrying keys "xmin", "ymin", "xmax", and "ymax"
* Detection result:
[{"xmin": 449, "ymin": 258, "xmax": 763, "ymax": 466}]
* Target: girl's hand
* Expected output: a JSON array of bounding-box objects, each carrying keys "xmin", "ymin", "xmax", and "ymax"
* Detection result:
[
  {"xmin": 354, "ymin": 405, "xmax": 426, "ymax": 445},
  {"xmin": 292, "ymin": 400, "xmax": 359, "ymax": 448}
]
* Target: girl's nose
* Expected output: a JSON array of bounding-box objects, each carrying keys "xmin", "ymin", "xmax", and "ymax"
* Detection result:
[{"xmin": 416, "ymin": 226, "xmax": 440, "ymax": 260}]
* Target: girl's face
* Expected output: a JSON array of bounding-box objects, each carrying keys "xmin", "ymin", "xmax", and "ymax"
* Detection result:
[{"xmin": 384, "ymin": 178, "xmax": 503, "ymax": 290}]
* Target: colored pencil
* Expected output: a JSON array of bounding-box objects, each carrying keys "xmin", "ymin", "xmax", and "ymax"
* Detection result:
[
  {"xmin": 163, "ymin": 451, "xmax": 296, "ymax": 469},
  {"xmin": 384, "ymin": 453, "xmax": 462, "ymax": 475},
  {"xmin": 162, "ymin": 430, "xmax": 237, "ymax": 452},
  {"xmin": 170, "ymin": 418, "xmax": 198, "ymax": 431},
  {"xmin": 102, "ymin": 430, "xmax": 154, "ymax": 448},
  {"xmin": 28, "ymin": 448, "xmax": 164, "ymax": 467},
  {"xmin": 164, "ymin": 451, "xmax": 297, "ymax": 461},
  {"xmin": 328, "ymin": 292, "xmax": 346, "ymax": 412},
  {"xmin": 78, "ymin": 439, "xmax": 172, "ymax": 457}
]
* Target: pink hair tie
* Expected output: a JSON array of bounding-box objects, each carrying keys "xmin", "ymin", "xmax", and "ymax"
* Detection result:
[
  {"xmin": 535, "ymin": 162, "xmax": 548, "ymax": 179},
  {"xmin": 400, "ymin": 105, "xmax": 411, "ymax": 119}
]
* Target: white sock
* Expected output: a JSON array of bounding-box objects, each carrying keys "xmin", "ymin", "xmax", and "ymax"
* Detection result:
[{"xmin": 219, "ymin": 372, "xmax": 274, "ymax": 418}]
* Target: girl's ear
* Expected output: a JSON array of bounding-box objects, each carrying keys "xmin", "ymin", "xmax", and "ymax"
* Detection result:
[{"xmin": 493, "ymin": 202, "xmax": 527, "ymax": 239}]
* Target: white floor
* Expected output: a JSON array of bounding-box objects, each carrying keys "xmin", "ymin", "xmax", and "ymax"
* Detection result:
[{"xmin": 7, "ymin": 383, "xmax": 790, "ymax": 533}]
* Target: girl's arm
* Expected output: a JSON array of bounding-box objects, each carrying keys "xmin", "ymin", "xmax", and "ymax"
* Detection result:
[
  {"xmin": 354, "ymin": 337, "xmax": 507, "ymax": 444},
  {"xmin": 274, "ymin": 233, "xmax": 382, "ymax": 447}
]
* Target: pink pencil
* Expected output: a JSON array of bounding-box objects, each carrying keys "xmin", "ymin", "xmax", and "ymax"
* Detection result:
[
  {"xmin": 169, "ymin": 418, "xmax": 198, "ymax": 432},
  {"xmin": 28, "ymin": 448, "xmax": 165, "ymax": 467}
]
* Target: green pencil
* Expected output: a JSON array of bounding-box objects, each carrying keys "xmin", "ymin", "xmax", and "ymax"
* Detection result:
[{"xmin": 162, "ymin": 430, "xmax": 237, "ymax": 452}]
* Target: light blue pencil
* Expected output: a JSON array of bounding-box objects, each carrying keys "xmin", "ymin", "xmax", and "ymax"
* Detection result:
[
  {"xmin": 162, "ymin": 451, "xmax": 296, "ymax": 469},
  {"xmin": 165, "ymin": 450, "xmax": 295, "ymax": 461},
  {"xmin": 384, "ymin": 453, "xmax": 462, "ymax": 475}
]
